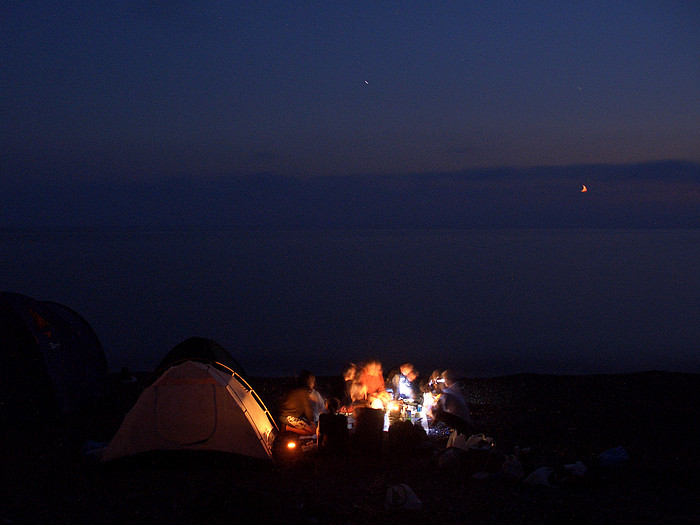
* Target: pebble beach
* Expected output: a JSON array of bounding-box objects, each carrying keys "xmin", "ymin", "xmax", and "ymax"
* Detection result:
[{"xmin": 2, "ymin": 371, "xmax": 698, "ymax": 524}]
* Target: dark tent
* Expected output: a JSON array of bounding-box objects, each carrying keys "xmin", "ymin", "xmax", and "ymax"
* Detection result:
[
  {"xmin": 154, "ymin": 337, "xmax": 247, "ymax": 377},
  {"xmin": 0, "ymin": 292, "xmax": 109, "ymax": 421}
]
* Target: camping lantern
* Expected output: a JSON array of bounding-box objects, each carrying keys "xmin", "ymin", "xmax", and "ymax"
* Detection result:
[
  {"xmin": 387, "ymin": 400, "xmax": 402, "ymax": 426},
  {"xmin": 272, "ymin": 435, "xmax": 303, "ymax": 465}
]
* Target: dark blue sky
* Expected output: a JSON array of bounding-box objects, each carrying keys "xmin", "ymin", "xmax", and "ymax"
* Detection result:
[
  {"xmin": 1, "ymin": 4, "xmax": 698, "ymax": 376},
  {"xmin": 3, "ymin": 2, "xmax": 699, "ymax": 185}
]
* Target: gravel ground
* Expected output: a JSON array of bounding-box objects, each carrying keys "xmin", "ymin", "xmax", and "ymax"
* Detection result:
[{"xmin": 1, "ymin": 371, "xmax": 698, "ymax": 524}]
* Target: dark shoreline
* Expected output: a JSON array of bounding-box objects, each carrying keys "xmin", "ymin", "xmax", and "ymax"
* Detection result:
[{"xmin": 2, "ymin": 371, "xmax": 698, "ymax": 523}]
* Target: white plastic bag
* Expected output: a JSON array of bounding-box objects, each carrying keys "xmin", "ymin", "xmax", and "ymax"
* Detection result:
[{"xmin": 385, "ymin": 484, "xmax": 423, "ymax": 510}]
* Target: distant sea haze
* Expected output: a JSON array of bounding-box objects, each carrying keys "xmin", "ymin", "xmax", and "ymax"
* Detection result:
[
  {"xmin": 1, "ymin": 161, "xmax": 698, "ymax": 231},
  {"xmin": 2, "ymin": 228, "xmax": 698, "ymax": 377}
]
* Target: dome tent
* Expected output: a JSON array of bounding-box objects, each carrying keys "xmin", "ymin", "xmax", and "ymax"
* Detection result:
[
  {"xmin": 154, "ymin": 336, "xmax": 247, "ymax": 378},
  {"xmin": 102, "ymin": 360, "xmax": 277, "ymax": 462},
  {"xmin": 0, "ymin": 292, "xmax": 109, "ymax": 420}
]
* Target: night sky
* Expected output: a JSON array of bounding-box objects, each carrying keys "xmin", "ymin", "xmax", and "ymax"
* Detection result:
[
  {"xmin": 3, "ymin": 2, "xmax": 699, "ymax": 188},
  {"xmin": 1, "ymin": 3, "xmax": 699, "ymax": 375}
]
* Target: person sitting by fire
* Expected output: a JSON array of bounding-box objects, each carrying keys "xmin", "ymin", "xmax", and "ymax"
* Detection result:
[
  {"xmin": 330, "ymin": 362, "xmax": 357, "ymax": 413},
  {"xmin": 419, "ymin": 378, "xmax": 437, "ymax": 431},
  {"xmin": 277, "ymin": 370, "xmax": 317, "ymax": 436},
  {"xmin": 357, "ymin": 358, "xmax": 390, "ymax": 408},
  {"xmin": 429, "ymin": 369, "xmax": 445, "ymax": 393},
  {"xmin": 431, "ymin": 369, "xmax": 474, "ymax": 437},
  {"xmin": 308, "ymin": 375, "xmax": 326, "ymax": 423},
  {"xmin": 386, "ymin": 362, "xmax": 420, "ymax": 402}
]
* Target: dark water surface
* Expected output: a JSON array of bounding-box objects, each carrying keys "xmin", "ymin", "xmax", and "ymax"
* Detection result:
[{"xmin": 2, "ymin": 229, "xmax": 698, "ymax": 377}]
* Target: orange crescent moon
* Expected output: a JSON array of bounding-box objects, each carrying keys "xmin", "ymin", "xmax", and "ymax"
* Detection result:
[{"xmin": 581, "ymin": 185, "xmax": 588, "ymax": 192}]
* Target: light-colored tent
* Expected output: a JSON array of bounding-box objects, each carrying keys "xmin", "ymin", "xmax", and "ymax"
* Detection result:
[{"xmin": 102, "ymin": 361, "xmax": 277, "ymax": 461}]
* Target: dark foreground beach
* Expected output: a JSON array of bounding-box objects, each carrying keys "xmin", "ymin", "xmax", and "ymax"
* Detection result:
[{"xmin": 2, "ymin": 371, "xmax": 698, "ymax": 524}]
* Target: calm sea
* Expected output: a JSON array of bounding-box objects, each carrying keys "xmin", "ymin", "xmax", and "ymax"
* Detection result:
[{"xmin": 2, "ymin": 229, "xmax": 698, "ymax": 377}]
